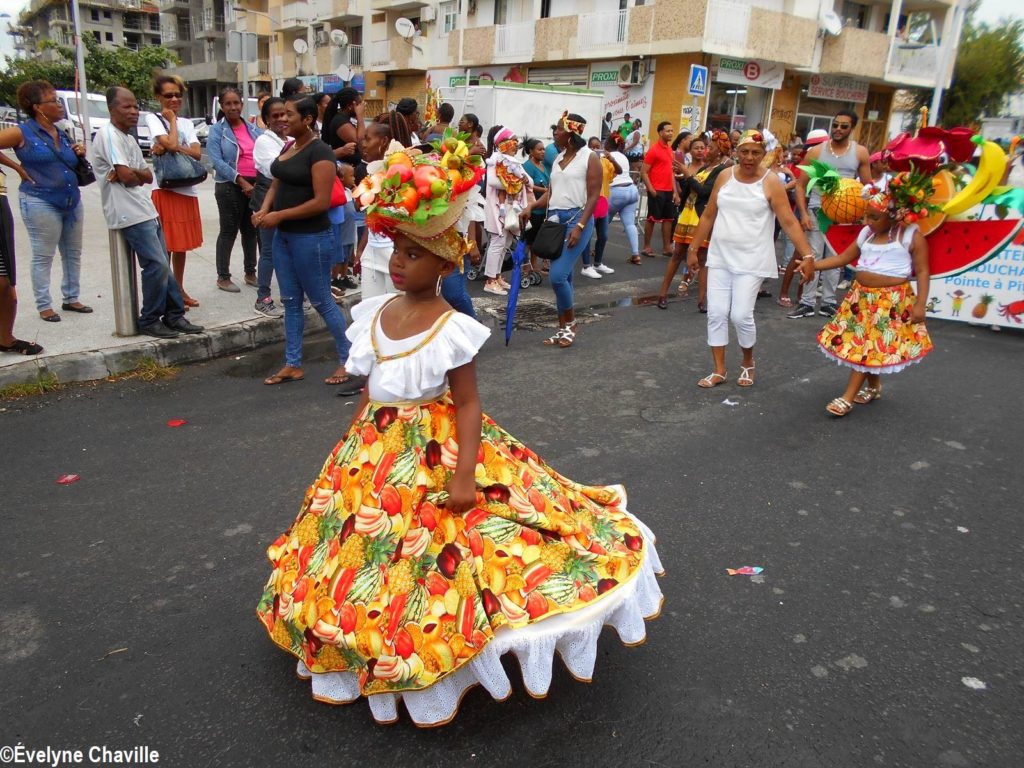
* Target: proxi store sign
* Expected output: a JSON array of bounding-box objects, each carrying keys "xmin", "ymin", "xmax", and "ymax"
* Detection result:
[
  {"xmin": 807, "ymin": 75, "xmax": 869, "ymax": 104},
  {"xmin": 712, "ymin": 56, "xmax": 785, "ymax": 90}
]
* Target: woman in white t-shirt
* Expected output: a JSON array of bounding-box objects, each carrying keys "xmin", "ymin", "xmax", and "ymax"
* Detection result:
[
  {"xmin": 147, "ymin": 75, "xmax": 203, "ymax": 307},
  {"xmin": 605, "ymin": 133, "xmax": 641, "ymax": 263}
]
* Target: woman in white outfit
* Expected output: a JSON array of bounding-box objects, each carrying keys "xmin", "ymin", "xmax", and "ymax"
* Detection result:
[{"xmin": 687, "ymin": 130, "xmax": 814, "ymax": 388}]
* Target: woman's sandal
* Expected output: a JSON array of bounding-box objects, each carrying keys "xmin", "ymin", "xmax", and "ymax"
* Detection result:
[
  {"xmin": 324, "ymin": 373, "xmax": 351, "ymax": 385},
  {"xmin": 677, "ymin": 280, "xmax": 690, "ymax": 296},
  {"xmin": 697, "ymin": 371, "xmax": 727, "ymax": 388},
  {"xmin": 826, "ymin": 397, "xmax": 853, "ymax": 416},
  {"xmin": 777, "ymin": 297, "xmax": 793, "ymax": 308},
  {"xmin": 697, "ymin": 301, "xmax": 707, "ymax": 314},
  {"xmin": 641, "ymin": 248, "xmax": 655, "ymax": 258},
  {"xmin": 628, "ymin": 255, "xmax": 642, "ymax": 265},
  {"xmin": 737, "ymin": 365, "xmax": 755, "ymax": 387},
  {"xmin": 656, "ymin": 296, "xmax": 668, "ymax": 310},
  {"xmin": 264, "ymin": 371, "xmax": 305, "ymax": 386},
  {"xmin": 0, "ymin": 339, "xmax": 43, "ymax": 355},
  {"xmin": 543, "ymin": 322, "xmax": 577, "ymax": 348},
  {"xmin": 854, "ymin": 386, "xmax": 881, "ymax": 404}
]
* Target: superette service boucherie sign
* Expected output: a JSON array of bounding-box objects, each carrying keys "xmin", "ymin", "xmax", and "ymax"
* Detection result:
[{"xmin": 807, "ymin": 74, "xmax": 870, "ymax": 104}]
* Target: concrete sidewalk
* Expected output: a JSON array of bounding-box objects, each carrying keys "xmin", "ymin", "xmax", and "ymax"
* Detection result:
[{"xmin": 0, "ymin": 167, "xmax": 343, "ymax": 387}]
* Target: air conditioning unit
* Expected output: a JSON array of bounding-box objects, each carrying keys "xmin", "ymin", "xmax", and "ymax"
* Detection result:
[
  {"xmin": 617, "ymin": 60, "xmax": 648, "ymax": 86},
  {"xmin": 421, "ymin": 5, "xmax": 436, "ymax": 22}
]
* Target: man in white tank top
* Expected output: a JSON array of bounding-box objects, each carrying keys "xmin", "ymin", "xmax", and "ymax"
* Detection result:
[{"xmin": 789, "ymin": 111, "xmax": 871, "ymax": 319}]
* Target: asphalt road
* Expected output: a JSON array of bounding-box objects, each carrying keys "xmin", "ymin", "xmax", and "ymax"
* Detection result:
[{"xmin": 2, "ymin": 243, "xmax": 1022, "ymax": 768}]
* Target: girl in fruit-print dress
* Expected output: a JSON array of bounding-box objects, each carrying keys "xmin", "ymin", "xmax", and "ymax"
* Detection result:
[
  {"xmin": 800, "ymin": 187, "xmax": 933, "ymax": 417},
  {"xmin": 256, "ymin": 140, "xmax": 664, "ymax": 728}
]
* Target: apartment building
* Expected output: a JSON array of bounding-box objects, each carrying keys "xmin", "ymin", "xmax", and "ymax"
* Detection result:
[
  {"xmin": 160, "ymin": 0, "xmax": 272, "ymax": 118},
  {"xmin": 15, "ymin": 0, "xmax": 162, "ymax": 61},
  {"xmin": 265, "ymin": 0, "xmax": 964, "ymax": 150}
]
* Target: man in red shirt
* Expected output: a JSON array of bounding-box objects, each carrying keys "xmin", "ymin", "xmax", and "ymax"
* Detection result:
[{"xmin": 641, "ymin": 121, "xmax": 680, "ymax": 256}]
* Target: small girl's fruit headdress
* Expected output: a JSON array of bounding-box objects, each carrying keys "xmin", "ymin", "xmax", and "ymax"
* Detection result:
[{"xmin": 353, "ymin": 129, "xmax": 484, "ymax": 267}]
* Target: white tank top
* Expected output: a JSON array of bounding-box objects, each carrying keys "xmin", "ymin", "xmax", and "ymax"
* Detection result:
[
  {"xmin": 855, "ymin": 224, "xmax": 916, "ymax": 278},
  {"xmin": 548, "ymin": 146, "xmax": 592, "ymax": 210},
  {"xmin": 706, "ymin": 169, "xmax": 778, "ymax": 278}
]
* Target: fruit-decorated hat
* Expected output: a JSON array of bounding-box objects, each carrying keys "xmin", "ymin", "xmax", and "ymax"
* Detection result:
[
  {"xmin": 736, "ymin": 129, "xmax": 765, "ymax": 148},
  {"xmin": 353, "ymin": 130, "xmax": 484, "ymax": 267}
]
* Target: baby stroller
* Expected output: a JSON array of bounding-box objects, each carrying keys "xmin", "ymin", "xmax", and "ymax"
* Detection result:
[{"xmin": 465, "ymin": 231, "xmax": 543, "ymax": 289}]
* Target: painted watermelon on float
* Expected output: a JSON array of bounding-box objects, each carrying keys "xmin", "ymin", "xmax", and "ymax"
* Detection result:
[{"xmin": 824, "ymin": 219, "xmax": 1024, "ymax": 279}]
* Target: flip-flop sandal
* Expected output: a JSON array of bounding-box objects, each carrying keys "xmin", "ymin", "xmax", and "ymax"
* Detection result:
[
  {"xmin": 697, "ymin": 372, "xmax": 727, "ymax": 388},
  {"xmin": 324, "ymin": 374, "xmax": 351, "ymax": 385},
  {"xmin": 826, "ymin": 397, "xmax": 853, "ymax": 416},
  {"xmin": 264, "ymin": 372, "xmax": 304, "ymax": 385},
  {"xmin": 0, "ymin": 339, "xmax": 43, "ymax": 355},
  {"xmin": 656, "ymin": 296, "xmax": 668, "ymax": 310},
  {"xmin": 737, "ymin": 365, "xmax": 755, "ymax": 387},
  {"xmin": 777, "ymin": 297, "xmax": 793, "ymax": 308},
  {"xmin": 661, "ymin": 251, "xmax": 673, "ymax": 258},
  {"xmin": 641, "ymin": 249, "xmax": 655, "ymax": 258},
  {"xmin": 629, "ymin": 255, "xmax": 642, "ymax": 265}
]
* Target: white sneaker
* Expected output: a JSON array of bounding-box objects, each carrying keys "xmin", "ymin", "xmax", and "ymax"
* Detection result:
[
  {"xmin": 595, "ymin": 264, "xmax": 615, "ymax": 274},
  {"xmin": 483, "ymin": 283, "xmax": 508, "ymax": 296},
  {"xmin": 581, "ymin": 266, "xmax": 602, "ymax": 279}
]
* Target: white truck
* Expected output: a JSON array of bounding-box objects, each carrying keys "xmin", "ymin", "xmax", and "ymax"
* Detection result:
[
  {"xmin": 436, "ymin": 81, "xmax": 605, "ymax": 142},
  {"xmin": 54, "ymin": 90, "xmax": 110, "ymax": 144}
]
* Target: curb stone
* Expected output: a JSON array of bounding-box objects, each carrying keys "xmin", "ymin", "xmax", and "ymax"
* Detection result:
[{"xmin": 0, "ymin": 312, "xmax": 328, "ymax": 390}]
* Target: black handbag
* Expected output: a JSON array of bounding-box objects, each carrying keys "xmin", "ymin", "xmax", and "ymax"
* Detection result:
[
  {"xmin": 530, "ymin": 218, "xmax": 567, "ymax": 260},
  {"xmin": 41, "ymin": 126, "xmax": 95, "ymax": 186}
]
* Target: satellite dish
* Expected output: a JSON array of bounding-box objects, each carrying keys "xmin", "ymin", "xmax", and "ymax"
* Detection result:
[
  {"xmin": 335, "ymin": 63, "xmax": 352, "ymax": 81},
  {"xmin": 293, "ymin": 38, "xmax": 308, "ymax": 54},
  {"xmin": 818, "ymin": 8, "xmax": 843, "ymax": 36},
  {"xmin": 395, "ymin": 17, "xmax": 416, "ymax": 39},
  {"xmin": 330, "ymin": 29, "xmax": 348, "ymax": 47}
]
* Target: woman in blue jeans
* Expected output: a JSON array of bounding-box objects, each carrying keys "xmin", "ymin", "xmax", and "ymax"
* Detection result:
[
  {"xmin": 0, "ymin": 80, "xmax": 90, "ymax": 322},
  {"xmin": 520, "ymin": 112, "xmax": 601, "ymax": 348},
  {"xmin": 253, "ymin": 95, "xmax": 350, "ymax": 386},
  {"xmin": 605, "ymin": 134, "xmax": 641, "ymax": 264}
]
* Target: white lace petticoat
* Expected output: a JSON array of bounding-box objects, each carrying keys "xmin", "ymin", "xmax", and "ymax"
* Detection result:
[{"xmin": 293, "ymin": 514, "xmax": 665, "ymax": 727}]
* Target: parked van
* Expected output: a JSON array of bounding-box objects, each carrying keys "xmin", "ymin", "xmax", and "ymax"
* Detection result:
[{"xmin": 54, "ymin": 90, "xmax": 110, "ymax": 144}]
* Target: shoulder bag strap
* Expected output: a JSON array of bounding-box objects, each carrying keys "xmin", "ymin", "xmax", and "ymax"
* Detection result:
[{"xmin": 32, "ymin": 123, "xmax": 78, "ymax": 172}]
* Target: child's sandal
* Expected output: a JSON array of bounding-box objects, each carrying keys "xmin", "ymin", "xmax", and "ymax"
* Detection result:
[
  {"xmin": 854, "ymin": 386, "xmax": 881, "ymax": 404},
  {"xmin": 826, "ymin": 397, "xmax": 853, "ymax": 417}
]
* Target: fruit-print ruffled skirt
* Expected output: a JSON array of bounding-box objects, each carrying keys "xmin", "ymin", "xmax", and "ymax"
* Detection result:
[
  {"xmin": 256, "ymin": 394, "xmax": 664, "ymax": 727},
  {"xmin": 817, "ymin": 280, "xmax": 933, "ymax": 374}
]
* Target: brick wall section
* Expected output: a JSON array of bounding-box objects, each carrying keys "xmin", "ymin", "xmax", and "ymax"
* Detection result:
[
  {"xmin": 461, "ymin": 26, "xmax": 495, "ymax": 66},
  {"xmin": 534, "ymin": 16, "xmax": 577, "ymax": 61},
  {"xmin": 748, "ymin": 8, "xmax": 816, "ymax": 68},
  {"xmin": 819, "ymin": 27, "xmax": 889, "ymax": 80}
]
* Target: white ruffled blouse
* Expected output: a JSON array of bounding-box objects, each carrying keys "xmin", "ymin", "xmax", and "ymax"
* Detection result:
[{"xmin": 345, "ymin": 294, "xmax": 491, "ymax": 403}]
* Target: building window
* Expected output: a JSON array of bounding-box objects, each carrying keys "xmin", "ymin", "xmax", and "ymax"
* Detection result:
[
  {"xmin": 103, "ymin": 10, "xmax": 111, "ymax": 18},
  {"xmin": 105, "ymin": 31, "xmax": 113, "ymax": 41},
  {"xmin": 439, "ymin": 1, "xmax": 457, "ymax": 36},
  {"xmin": 90, "ymin": 9, "xmax": 98, "ymax": 21}
]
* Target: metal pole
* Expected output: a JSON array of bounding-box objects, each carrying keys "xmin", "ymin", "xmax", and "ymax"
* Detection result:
[
  {"xmin": 108, "ymin": 229, "xmax": 139, "ymax": 336},
  {"xmin": 70, "ymin": 0, "xmax": 91, "ymax": 145},
  {"xmin": 241, "ymin": 60, "xmax": 250, "ymax": 121}
]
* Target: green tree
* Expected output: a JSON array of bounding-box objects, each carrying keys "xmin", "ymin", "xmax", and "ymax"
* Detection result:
[
  {"xmin": 940, "ymin": 3, "xmax": 1024, "ymax": 127},
  {"xmin": 0, "ymin": 32, "xmax": 178, "ymax": 111}
]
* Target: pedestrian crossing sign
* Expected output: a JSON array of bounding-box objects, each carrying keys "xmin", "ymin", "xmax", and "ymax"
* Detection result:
[{"xmin": 688, "ymin": 64, "xmax": 708, "ymax": 97}]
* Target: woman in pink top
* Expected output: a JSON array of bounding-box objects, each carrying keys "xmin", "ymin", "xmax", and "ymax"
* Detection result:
[{"xmin": 207, "ymin": 87, "xmax": 263, "ymax": 292}]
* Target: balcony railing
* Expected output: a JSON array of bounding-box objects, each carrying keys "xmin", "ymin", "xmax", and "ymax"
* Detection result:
[
  {"xmin": 887, "ymin": 41, "xmax": 941, "ymax": 82},
  {"xmin": 577, "ymin": 8, "xmax": 628, "ymax": 50},
  {"xmin": 704, "ymin": 0, "xmax": 749, "ymax": 50},
  {"xmin": 312, "ymin": 0, "xmax": 359, "ymax": 20},
  {"xmin": 494, "ymin": 20, "xmax": 533, "ymax": 60},
  {"xmin": 193, "ymin": 7, "xmax": 225, "ymax": 35},
  {"xmin": 369, "ymin": 38, "xmax": 390, "ymax": 67},
  {"xmin": 343, "ymin": 43, "xmax": 362, "ymax": 66},
  {"xmin": 276, "ymin": 2, "xmax": 310, "ymax": 29}
]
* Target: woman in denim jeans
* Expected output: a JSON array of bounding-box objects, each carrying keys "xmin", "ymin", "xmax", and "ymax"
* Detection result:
[
  {"xmin": 605, "ymin": 134, "xmax": 641, "ymax": 265},
  {"xmin": 253, "ymin": 95, "xmax": 351, "ymax": 387},
  {"xmin": 0, "ymin": 80, "xmax": 89, "ymax": 322},
  {"xmin": 520, "ymin": 112, "xmax": 601, "ymax": 348},
  {"xmin": 207, "ymin": 87, "xmax": 262, "ymax": 292}
]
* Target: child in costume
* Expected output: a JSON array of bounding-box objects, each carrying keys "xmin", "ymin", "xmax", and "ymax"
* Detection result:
[
  {"xmin": 482, "ymin": 126, "xmax": 531, "ymax": 295},
  {"xmin": 257, "ymin": 141, "xmax": 664, "ymax": 727},
  {"xmin": 800, "ymin": 185, "xmax": 933, "ymax": 417}
]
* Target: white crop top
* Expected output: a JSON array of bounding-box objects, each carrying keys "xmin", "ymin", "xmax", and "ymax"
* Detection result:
[
  {"xmin": 344, "ymin": 294, "xmax": 491, "ymax": 402},
  {"xmin": 855, "ymin": 224, "xmax": 917, "ymax": 279}
]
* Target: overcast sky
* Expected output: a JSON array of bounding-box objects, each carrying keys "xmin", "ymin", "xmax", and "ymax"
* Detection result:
[{"xmin": 0, "ymin": 0, "xmax": 1020, "ymax": 26}]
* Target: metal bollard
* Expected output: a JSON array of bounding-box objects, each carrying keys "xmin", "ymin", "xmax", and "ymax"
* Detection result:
[{"xmin": 108, "ymin": 229, "xmax": 139, "ymax": 337}]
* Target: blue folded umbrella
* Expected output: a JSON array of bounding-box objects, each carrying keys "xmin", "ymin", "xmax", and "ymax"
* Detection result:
[{"xmin": 505, "ymin": 239, "xmax": 527, "ymax": 346}]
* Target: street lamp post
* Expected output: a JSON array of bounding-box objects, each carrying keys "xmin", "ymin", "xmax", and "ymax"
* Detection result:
[{"xmin": 232, "ymin": 6, "xmax": 274, "ymax": 96}]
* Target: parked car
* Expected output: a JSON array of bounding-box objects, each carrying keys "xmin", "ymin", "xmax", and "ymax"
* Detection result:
[
  {"xmin": 190, "ymin": 117, "xmax": 210, "ymax": 146},
  {"xmin": 53, "ymin": 90, "xmax": 109, "ymax": 144},
  {"xmin": 135, "ymin": 111, "xmax": 153, "ymax": 156}
]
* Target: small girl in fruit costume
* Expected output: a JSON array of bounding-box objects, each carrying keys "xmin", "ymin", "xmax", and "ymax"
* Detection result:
[
  {"xmin": 257, "ymin": 139, "xmax": 664, "ymax": 727},
  {"xmin": 800, "ymin": 185, "xmax": 934, "ymax": 417},
  {"xmin": 482, "ymin": 126, "xmax": 532, "ymax": 296}
]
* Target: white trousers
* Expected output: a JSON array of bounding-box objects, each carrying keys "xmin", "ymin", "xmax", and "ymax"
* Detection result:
[
  {"xmin": 361, "ymin": 244, "xmax": 397, "ymax": 299},
  {"xmin": 484, "ymin": 229, "xmax": 507, "ymax": 278},
  {"xmin": 706, "ymin": 267, "xmax": 764, "ymax": 348}
]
